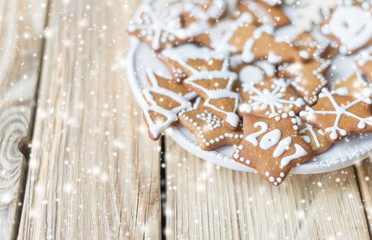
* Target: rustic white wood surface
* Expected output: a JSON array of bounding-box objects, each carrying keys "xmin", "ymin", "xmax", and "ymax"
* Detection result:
[
  {"xmin": 0, "ymin": 0, "xmax": 368, "ymax": 239},
  {"xmin": 0, "ymin": 0, "xmax": 47, "ymax": 239},
  {"xmin": 165, "ymin": 138, "xmax": 370, "ymax": 239},
  {"xmin": 17, "ymin": 0, "xmax": 161, "ymax": 239}
]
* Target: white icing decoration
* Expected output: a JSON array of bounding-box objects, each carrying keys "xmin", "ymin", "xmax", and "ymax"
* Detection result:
[
  {"xmin": 300, "ymin": 88, "xmax": 372, "ymax": 140},
  {"xmin": 240, "ymin": 78, "xmax": 305, "ymax": 118},
  {"xmin": 299, "ymin": 50, "xmax": 310, "ymax": 60},
  {"xmin": 240, "ymin": 66, "xmax": 265, "ymax": 91},
  {"xmin": 255, "ymin": 61, "xmax": 276, "ymax": 77},
  {"xmin": 268, "ymin": 51, "xmax": 283, "ymax": 64},
  {"xmin": 259, "ymin": 129, "xmax": 282, "ymax": 150},
  {"xmin": 273, "ymin": 136, "xmax": 293, "ymax": 158},
  {"xmin": 245, "ymin": 122, "xmax": 269, "ymax": 146},
  {"xmin": 326, "ymin": 6, "xmax": 372, "ymax": 54},
  {"xmin": 280, "ymin": 144, "xmax": 308, "ymax": 166},
  {"xmin": 242, "ymin": 38, "xmax": 255, "ymax": 63},
  {"xmin": 299, "ymin": 123, "xmax": 321, "ymax": 148}
]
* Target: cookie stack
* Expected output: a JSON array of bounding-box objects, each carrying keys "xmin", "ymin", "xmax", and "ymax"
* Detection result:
[{"xmin": 128, "ymin": 0, "xmax": 372, "ymax": 185}]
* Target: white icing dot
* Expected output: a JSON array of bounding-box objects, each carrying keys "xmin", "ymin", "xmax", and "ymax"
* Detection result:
[{"xmin": 234, "ymin": 154, "xmax": 240, "ymax": 159}]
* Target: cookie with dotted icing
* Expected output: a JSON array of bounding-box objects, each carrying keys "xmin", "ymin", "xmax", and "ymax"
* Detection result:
[
  {"xmin": 299, "ymin": 122, "xmax": 333, "ymax": 155},
  {"xmin": 278, "ymin": 32, "xmax": 331, "ymax": 105},
  {"xmin": 183, "ymin": 60, "xmax": 241, "ymax": 130},
  {"xmin": 142, "ymin": 70, "xmax": 192, "ymax": 140},
  {"xmin": 232, "ymin": 113, "xmax": 313, "ymax": 186},
  {"xmin": 159, "ymin": 44, "xmax": 226, "ymax": 81},
  {"xmin": 179, "ymin": 97, "xmax": 243, "ymax": 151},
  {"xmin": 238, "ymin": 0, "xmax": 290, "ymax": 28},
  {"xmin": 333, "ymin": 69, "xmax": 372, "ymax": 99},
  {"xmin": 299, "ymin": 88, "xmax": 372, "ymax": 143},
  {"xmin": 356, "ymin": 47, "xmax": 372, "ymax": 79},
  {"xmin": 128, "ymin": 3, "xmax": 210, "ymax": 51},
  {"xmin": 146, "ymin": 71, "xmax": 197, "ymax": 101},
  {"xmin": 212, "ymin": 13, "xmax": 306, "ymax": 64},
  {"xmin": 238, "ymin": 65, "xmax": 305, "ymax": 118},
  {"xmin": 321, "ymin": 2, "xmax": 372, "ymax": 55}
]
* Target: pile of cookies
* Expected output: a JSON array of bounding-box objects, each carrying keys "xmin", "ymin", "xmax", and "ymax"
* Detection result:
[{"xmin": 128, "ymin": 0, "xmax": 372, "ymax": 185}]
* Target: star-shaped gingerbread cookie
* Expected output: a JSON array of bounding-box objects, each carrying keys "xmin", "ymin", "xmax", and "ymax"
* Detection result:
[
  {"xmin": 278, "ymin": 32, "xmax": 331, "ymax": 105},
  {"xmin": 232, "ymin": 113, "xmax": 313, "ymax": 186}
]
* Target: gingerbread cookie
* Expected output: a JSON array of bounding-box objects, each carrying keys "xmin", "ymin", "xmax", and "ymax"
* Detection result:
[
  {"xmin": 183, "ymin": 60, "xmax": 240, "ymax": 130},
  {"xmin": 300, "ymin": 88, "xmax": 372, "ymax": 143},
  {"xmin": 179, "ymin": 97, "xmax": 243, "ymax": 150},
  {"xmin": 356, "ymin": 47, "xmax": 372, "ymax": 79},
  {"xmin": 321, "ymin": 2, "xmax": 372, "ymax": 55},
  {"xmin": 159, "ymin": 44, "xmax": 226, "ymax": 81},
  {"xmin": 238, "ymin": 65, "xmax": 305, "ymax": 118},
  {"xmin": 183, "ymin": 0, "xmax": 227, "ymax": 24},
  {"xmin": 279, "ymin": 32, "xmax": 331, "ymax": 105},
  {"xmin": 142, "ymin": 70, "xmax": 191, "ymax": 140},
  {"xmin": 232, "ymin": 113, "xmax": 313, "ymax": 186},
  {"xmin": 238, "ymin": 0, "xmax": 290, "ymax": 27},
  {"xmin": 146, "ymin": 71, "xmax": 197, "ymax": 100},
  {"xmin": 299, "ymin": 122, "xmax": 333, "ymax": 155},
  {"xmin": 128, "ymin": 4, "xmax": 210, "ymax": 51},
  {"xmin": 333, "ymin": 69, "xmax": 372, "ymax": 99},
  {"xmin": 212, "ymin": 13, "xmax": 305, "ymax": 64}
]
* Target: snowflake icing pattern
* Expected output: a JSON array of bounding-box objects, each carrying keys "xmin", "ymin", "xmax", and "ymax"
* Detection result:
[
  {"xmin": 240, "ymin": 79, "xmax": 305, "ymax": 118},
  {"xmin": 300, "ymin": 88, "xmax": 372, "ymax": 141}
]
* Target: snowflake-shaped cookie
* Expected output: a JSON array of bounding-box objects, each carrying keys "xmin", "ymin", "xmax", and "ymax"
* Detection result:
[
  {"xmin": 300, "ymin": 88, "xmax": 372, "ymax": 143},
  {"xmin": 179, "ymin": 97, "xmax": 243, "ymax": 151},
  {"xmin": 238, "ymin": 65, "xmax": 305, "ymax": 118}
]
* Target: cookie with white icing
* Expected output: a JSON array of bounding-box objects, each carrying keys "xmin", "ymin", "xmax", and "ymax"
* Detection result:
[
  {"xmin": 232, "ymin": 113, "xmax": 313, "ymax": 186},
  {"xmin": 300, "ymin": 88, "xmax": 372, "ymax": 143},
  {"xmin": 238, "ymin": 65, "xmax": 305, "ymax": 118},
  {"xmin": 333, "ymin": 69, "xmax": 372, "ymax": 99},
  {"xmin": 238, "ymin": 0, "xmax": 290, "ymax": 28},
  {"xmin": 179, "ymin": 97, "xmax": 243, "ymax": 151},
  {"xmin": 211, "ymin": 13, "xmax": 306, "ymax": 64},
  {"xmin": 321, "ymin": 2, "xmax": 372, "ymax": 55},
  {"xmin": 159, "ymin": 44, "xmax": 226, "ymax": 81},
  {"xmin": 142, "ymin": 70, "xmax": 191, "ymax": 140},
  {"xmin": 146, "ymin": 71, "xmax": 197, "ymax": 101},
  {"xmin": 356, "ymin": 47, "xmax": 372, "ymax": 80},
  {"xmin": 278, "ymin": 32, "xmax": 331, "ymax": 105},
  {"xmin": 299, "ymin": 122, "xmax": 333, "ymax": 155},
  {"xmin": 183, "ymin": 60, "xmax": 241, "ymax": 130},
  {"xmin": 128, "ymin": 3, "xmax": 210, "ymax": 51}
]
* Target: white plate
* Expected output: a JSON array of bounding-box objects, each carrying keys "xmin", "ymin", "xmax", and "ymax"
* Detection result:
[{"xmin": 127, "ymin": 36, "xmax": 372, "ymax": 174}]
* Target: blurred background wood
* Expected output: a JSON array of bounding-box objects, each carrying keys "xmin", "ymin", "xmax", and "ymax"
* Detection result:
[
  {"xmin": 0, "ymin": 0, "xmax": 48, "ymax": 239},
  {"xmin": 17, "ymin": 0, "xmax": 161, "ymax": 239}
]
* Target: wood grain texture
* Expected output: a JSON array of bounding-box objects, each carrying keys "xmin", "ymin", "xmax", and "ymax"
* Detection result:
[
  {"xmin": 18, "ymin": 0, "xmax": 161, "ymax": 239},
  {"xmin": 0, "ymin": 0, "xmax": 48, "ymax": 239},
  {"xmin": 165, "ymin": 138, "xmax": 370, "ymax": 239},
  {"xmin": 356, "ymin": 159, "xmax": 372, "ymax": 234}
]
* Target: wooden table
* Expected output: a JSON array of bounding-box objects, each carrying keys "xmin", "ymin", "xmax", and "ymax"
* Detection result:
[{"xmin": 1, "ymin": 0, "xmax": 372, "ymax": 239}]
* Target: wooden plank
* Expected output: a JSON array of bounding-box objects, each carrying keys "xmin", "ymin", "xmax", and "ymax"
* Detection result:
[
  {"xmin": 18, "ymin": 0, "xmax": 161, "ymax": 239},
  {"xmin": 165, "ymin": 138, "xmax": 370, "ymax": 239},
  {"xmin": 0, "ymin": 0, "xmax": 48, "ymax": 239},
  {"xmin": 356, "ymin": 159, "xmax": 372, "ymax": 234}
]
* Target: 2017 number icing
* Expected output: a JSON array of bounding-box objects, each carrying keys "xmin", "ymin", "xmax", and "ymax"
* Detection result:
[{"xmin": 245, "ymin": 121, "xmax": 308, "ymax": 166}]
